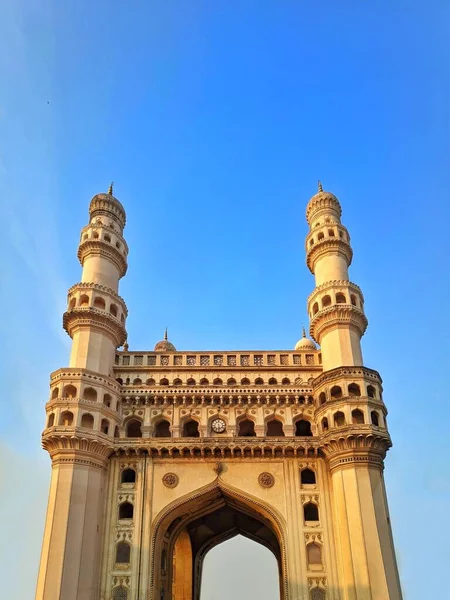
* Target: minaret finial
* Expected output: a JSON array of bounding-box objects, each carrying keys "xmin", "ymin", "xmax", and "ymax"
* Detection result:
[
  {"xmin": 164, "ymin": 327, "xmax": 168, "ymax": 341},
  {"xmin": 318, "ymin": 180, "xmax": 323, "ymax": 192},
  {"xmin": 302, "ymin": 325, "xmax": 307, "ymax": 338},
  {"xmin": 108, "ymin": 181, "xmax": 114, "ymax": 196}
]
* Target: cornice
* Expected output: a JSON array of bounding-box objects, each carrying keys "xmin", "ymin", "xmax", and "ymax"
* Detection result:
[
  {"xmin": 312, "ymin": 366, "xmax": 382, "ymax": 389},
  {"xmin": 307, "ymin": 280, "xmax": 365, "ymax": 305},
  {"xmin": 306, "ymin": 239, "xmax": 353, "ymax": 274},
  {"xmin": 77, "ymin": 239, "xmax": 128, "ymax": 277},
  {"xmin": 63, "ymin": 307, "xmax": 127, "ymax": 346},
  {"xmin": 42, "ymin": 429, "xmax": 114, "ymax": 462},
  {"xmin": 50, "ymin": 368, "xmax": 122, "ymax": 392},
  {"xmin": 310, "ymin": 305, "xmax": 368, "ymax": 342},
  {"xmin": 306, "ymin": 193, "xmax": 342, "ymax": 224}
]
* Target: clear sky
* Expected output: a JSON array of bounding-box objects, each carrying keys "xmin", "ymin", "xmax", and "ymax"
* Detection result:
[{"xmin": 1, "ymin": 1, "xmax": 449, "ymax": 598}]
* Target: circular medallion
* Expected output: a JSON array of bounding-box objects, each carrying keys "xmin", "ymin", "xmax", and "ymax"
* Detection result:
[
  {"xmin": 258, "ymin": 472, "xmax": 275, "ymax": 488},
  {"xmin": 162, "ymin": 473, "xmax": 179, "ymax": 488},
  {"xmin": 211, "ymin": 418, "xmax": 226, "ymax": 433}
]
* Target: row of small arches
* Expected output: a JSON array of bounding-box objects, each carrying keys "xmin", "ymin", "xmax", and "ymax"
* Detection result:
[
  {"xmin": 318, "ymin": 382, "xmax": 377, "ymax": 402},
  {"xmin": 69, "ymin": 296, "xmax": 124, "ymax": 321},
  {"xmin": 118, "ymin": 376, "xmax": 303, "ymax": 387},
  {"xmin": 311, "ymin": 292, "xmax": 359, "ymax": 316},
  {"xmin": 321, "ymin": 409, "xmax": 381, "ymax": 430},
  {"xmin": 123, "ymin": 417, "xmax": 315, "ymax": 438},
  {"xmin": 48, "ymin": 411, "xmax": 117, "ymax": 435},
  {"xmin": 119, "ymin": 466, "xmax": 316, "ymax": 486},
  {"xmin": 52, "ymin": 385, "xmax": 118, "ymax": 408},
  {"xmin": 309, "ymin": 225, "xmax": 349, "ymax": 245},
  {"xmin": 83, "ymin": 229, "xmax": 123, "ymax": 252}
]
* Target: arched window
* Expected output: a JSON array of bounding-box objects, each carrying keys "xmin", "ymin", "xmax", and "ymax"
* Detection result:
[
  {"xmin": 114, "ymin": 425, "xmax": 120, "ymax": 438},
  {"xmin": 255, "ymin": 377, "xmax": 264, "ymax": 385},
  {"xmin": 103, "ymin": 393, "xmax": 112, "ymax": 407},
  {"xmin": 116, "ymin": 378, "xmax": 123, "ymax": 385},
  {"xmin": 119, "ymin": 502, "xmax": 133, "ymax": 519},
  {"xmin": 334, "ymin": 411, "xmax": 345, "ymax": 427},
  {"xmin": 104, "ymin": 234, "xmax": 111, "ymax": 243},
  {"xmin": 336, "ymin": 292, "xmax": 346, "ymax": 304},
  {"xmin": 160, "ymin": 378, "xmax": 169, "ymax": 386},
  {"xmin": 110, "ymin": 304, "xmax": 118, "ymax": 317},
  {"xmin": 47, "ymin": 413, "xmax": 55, "ymax": 428},
  {"xmin": 183, "ymin": 420, "xmax": 200, "ymax": 437},
  {"xmin": 268, "ymin": 377, "xmax": 277, "ymax": 385},
  {"xmin": 318, "ymin": 232, "xmax": 325, "ymax": 241},
  {"xmin": 82, "ymin": 387, "xmax": 97, "ymax": 402},
  {"xmin": 81, "ymin": 413, "xmax": 94, "ymax": 428},
  {"xmin": 241, "ymin": 377, "xmax": 250, "ymax": 385},
  {"xmin": 92, "ymin": 231, "xmax": 99, "ymax": 239},
  {"xmin": 371, "ymin": 411, "xmax": 380, "ymax": 426},
  {"xmin": 63, "ymin": 384, "xmax": 77, "ymax": 398},
  {"xmin": 348, "ymin": 383, "xmax": 361, "ymax": 397},
  {"xmin": 301, "ymin": 468, "xmax": 316, "ymax": 485},
  {"xmin": 310, "ymin": 588, "xmax": 325, "ymax": 600},
  {"xmin": 328, "ymin": 228, "xmax": 335, "ymax": 237},
  {"xmin": 322, "ymin": 295, "xmax": 331, "ymax": 308},
  {"xmin": 112, "ymin": 586, "xmax": 128, "ymax": 600},
  {"xmin": 154, "ymin": 420, "xmax": 171, "ymax": 438},
  {"xmin": 266, "ymin": 419, "xmax": 285, "ymax": 437},
  {"xmin": 295, "ymin": 420, "xmax": 312, "ymax": 436},
  {"xmin": 330, "ymin": 385, "xmax": 342, "ymax": 399},
  {"xmin": 213, "ymin": 378, "xmax": 223, "ymax": 385},
  {"xmin": 79, "ymin": 294, "xmax": 89, "ymax": 307},
  {"xmin": 93, "ymin": 296, "xmax": 106, "ymax": 310},
  {"xmin": 126, "ymin": 419, "xmax": 142, "ymax": 438},
  {"xmin": 307, "ymin": 542, "xmax": 322, "ymax": 565},
  {"xmin": 312, "ymin": 302, "xmax": 319, "ymax": 315},
  {"xmin": 350, "ymin": 294, "xmax": 357, "ymax": 306},
  {"xmin": 200, "ymin": 378, "xmax": 209, "ymax": 386},
  {"xmin": 281, "ymin": 377, "xmax": 290, "ymax": 385},
  {"xmin": 304, "ymin": 502, "xmax": 319, "ymax": 522},
  {"xmin": 51, "ymin": 387, "xmax": 59, "ymax": 399},
  {"xmin": 59, "ymin": 411, "xmax": 73, "ymax": 426},
  {"xmin": 227, "ymin": 378, "xmax": 236, "ymax": 386},
  {"xmin": 146, "ymin": 378, "xmax": 155, "ymax": 386},
  {"xmin": 121, "ymin": 468, "xmax": 136, "ymax": 484},
  {"xmin": 173, "ymin": 378, "xmax": 182, "ymax": 385},
  {"xmin": 133, "ymin": 378, "xmax": 142, "ymax": 385},
  {"xmin": 101, "ymin": 419, "xmax": 109, "ymax": 434},
  {"xmin": 319, "ymin": 392, "xmax": 326, "ymax": 405},
  {"xmin": 238, "ymin": 419, "xmax": 256, "ymax": 437},
  {"xmin": 352, "ymin": 409, "xmax": 364, "ymax": 424},
  {"xmin": 115, "ymin": 542, "xmax": 131, "ymax": 564},
  {"xmin": 321, "ymin": 417, "xmax": 329, "ymax": 432},
  {"xmin": 367, "ymin": 385, "xmax": 376, "ymax": 398},
  {"xmin": 69, "ymin": 297, "xmax": 76, "ymax": 310}
]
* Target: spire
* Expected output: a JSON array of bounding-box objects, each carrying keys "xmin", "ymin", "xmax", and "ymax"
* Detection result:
[
  {"xmin": 318, "ymin": 180, "xmax": 323, "ymax": 193},
  {"xmin": 108, "ymin": 181, "xmax": 114, "ymax": 196},
  {"xmin": 164, "ymin": 327, "xmax": 168, "ymax": 341}
]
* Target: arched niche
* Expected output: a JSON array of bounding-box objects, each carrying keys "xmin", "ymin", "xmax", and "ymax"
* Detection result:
[{"xmin": 150, "ymin": 481, "xmax": 287, "ymax": 600}]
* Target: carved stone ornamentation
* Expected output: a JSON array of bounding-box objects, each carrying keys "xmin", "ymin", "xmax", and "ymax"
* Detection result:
[
  {"xmin": 162, "ymin": 473, "xmax": 179, "ymax": 488},
  {"xmin": 258, "ymin": 472, "xmax": 275, "ymax": 488}
]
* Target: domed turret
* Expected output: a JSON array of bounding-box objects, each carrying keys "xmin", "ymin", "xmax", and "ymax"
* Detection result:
[
  {"xmin": 295, "ymin": 327, "xmax": 316, "ymax": 351},
  {"xmin": 154, "ymin": 328, "xmax": 177, "ymax": 352}
]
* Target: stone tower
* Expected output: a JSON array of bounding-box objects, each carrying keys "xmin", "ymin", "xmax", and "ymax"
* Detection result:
[{"xmin": 36, "ymin": 185, "xmax": 402, "ymax": 600}]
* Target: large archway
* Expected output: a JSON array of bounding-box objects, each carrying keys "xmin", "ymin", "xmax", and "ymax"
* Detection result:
[{"xmin": 151, "ymin": 481, "xmax": 287, "ymax": 600}]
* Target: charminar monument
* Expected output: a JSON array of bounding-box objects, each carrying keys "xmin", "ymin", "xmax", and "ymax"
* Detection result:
[{"xmin": 35, "ymin": 183, "xmax": 403, "ymax": 600}]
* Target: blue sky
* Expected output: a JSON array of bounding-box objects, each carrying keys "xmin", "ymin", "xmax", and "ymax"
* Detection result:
[{"xmin": 1, "ymin": 1, "xmax": 449, "ymax": 598}]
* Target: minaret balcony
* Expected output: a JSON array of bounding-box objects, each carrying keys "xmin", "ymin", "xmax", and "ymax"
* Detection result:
[
  {"xmin": 308, "ymin": 280, "xmax": 364, "ymax": 318},
  {"xmin": 67, "ymin": 282, "xmax": 128, "ymax": 324},
  {"xmin": 306, "ymin": 233, "xmax": 353, "ymax": 274},
  {"xmin": 63, "ymin": 305, "xmax": 127, "ymax": 346},
  {"xmin": 309, "ymin": 304, "xmax": 367, "ymax": 343},
  {"xmin": 77, "ymin": 236, "xmax": 128, "ymax": 277}
]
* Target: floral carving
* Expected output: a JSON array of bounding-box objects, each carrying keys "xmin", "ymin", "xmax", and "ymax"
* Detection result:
[
  {"xmin": 258, "ymin": 472, "xmax": 275, "ymax": 488},
  {"xmin": 162, "ymin": 473, "xmax": 179, "ymax": 488}
]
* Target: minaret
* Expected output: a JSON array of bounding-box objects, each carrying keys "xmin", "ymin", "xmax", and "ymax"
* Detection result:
[
  {"xmin": 306, "ymin": 184, "xmax": 403, "ymax": 599},
  {"xmin": 36, "ymin": 187, "xmax": 128, "ymax": 600}
]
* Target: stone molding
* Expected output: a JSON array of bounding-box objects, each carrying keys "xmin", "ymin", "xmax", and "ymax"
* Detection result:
[
  {"xmin": 310, "ymin": 305, "xmax": 368, "ymax": 342},
  {"xmin": 77, "ymin": 239, "xmax": 128, "ymax": 277},
  {"xmin": 50, "ymin": 367, "xmax": 122, "ymax": 392},
  {"xmin": 312, "ymin": 366, "xmax": 382, "ymax": 390},
  {"xmin": 63, "ymin": 307, "xmax": 127, "ymax": 346},
  {"xmin": 306, "ymin": 238, "xmax": 353, "ymax": 274}
]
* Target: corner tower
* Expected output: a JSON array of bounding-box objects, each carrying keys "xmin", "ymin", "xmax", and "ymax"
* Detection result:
[
  {"xmin": 306, "ymin": 184, "xmax": 402, "ymax": 599},
  {"xmin": 36, "ymin": 187, "xmax": 129, "ymax": 600}
]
